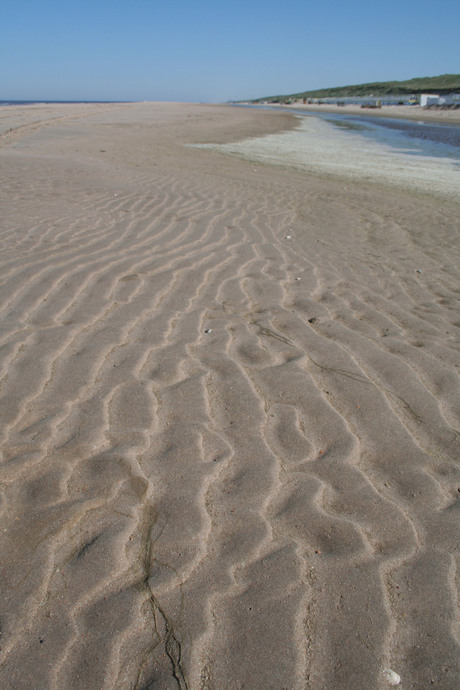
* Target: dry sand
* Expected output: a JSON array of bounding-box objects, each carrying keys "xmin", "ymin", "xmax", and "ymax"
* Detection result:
[{"xmin": 0, "ymin": 102, "xmax": 459, "ymax": 689}]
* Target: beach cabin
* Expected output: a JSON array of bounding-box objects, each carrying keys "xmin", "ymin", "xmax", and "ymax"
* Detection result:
[
  {"xmin": 420, "ymin": 94, "xmax": 440, "ymax": 106},
  {"xmin": 420, "ymin": 93, "xmax": 454, "ymax": 107}
]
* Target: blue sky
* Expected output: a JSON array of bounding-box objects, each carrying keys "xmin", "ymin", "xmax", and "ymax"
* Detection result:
[{"xmin": 2, "ymin": 0, "xmax": 459, "ymax": 102}]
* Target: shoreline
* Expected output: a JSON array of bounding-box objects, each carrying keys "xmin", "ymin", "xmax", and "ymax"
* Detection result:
[{"xmin": 241, "ymin": 100, "xmax": 460, "ymax": 125}]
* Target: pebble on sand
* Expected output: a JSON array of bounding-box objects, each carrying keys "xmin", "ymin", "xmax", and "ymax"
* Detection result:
[{"xmin": 383, "ymin": 668, "xmax": 401, "ymax": 685}]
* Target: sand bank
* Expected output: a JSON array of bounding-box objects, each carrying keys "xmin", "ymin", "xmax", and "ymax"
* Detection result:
[{"xmin": 0, "ymin": 102, "xmax": 459, "ymax": 689}]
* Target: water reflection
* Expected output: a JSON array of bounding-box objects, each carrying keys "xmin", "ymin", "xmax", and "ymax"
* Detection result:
[{"xmin": 318, "ymin": 113, "xmax": 460, "ymax": 161}]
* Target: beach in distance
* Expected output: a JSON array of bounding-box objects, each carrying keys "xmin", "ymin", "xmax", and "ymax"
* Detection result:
[
  {"xmin": 251, "ymin": 100, "xmax": 460, "ymax": 125},
  {"xmin": 1, "ymin": 101, "xmax": 459, "ymax": 689}
]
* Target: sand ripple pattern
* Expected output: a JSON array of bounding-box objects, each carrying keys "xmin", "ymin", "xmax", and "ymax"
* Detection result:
[{"xmin": 0, "ymin": 104, "xmax": 459, "ymax": 689}]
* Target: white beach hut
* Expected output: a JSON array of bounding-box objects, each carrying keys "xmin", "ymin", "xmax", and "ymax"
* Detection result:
[
  {"xmin": 420, "ymin": 94, "xmax": 440, "ymax": 106},
  {"xmin": 420, "ymin": 93, "xmax": 454, "ymax": 106}
]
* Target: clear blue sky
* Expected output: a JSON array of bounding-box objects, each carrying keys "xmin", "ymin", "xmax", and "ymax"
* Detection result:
[{"xmin": 2, "ymin": 0, "xmax": 459, "ymax": 102}]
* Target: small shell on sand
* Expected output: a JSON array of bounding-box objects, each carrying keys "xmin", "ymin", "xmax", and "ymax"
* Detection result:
[{"xmin": 383, "ymin": 668, "xmax": 401, "ymax": 685}]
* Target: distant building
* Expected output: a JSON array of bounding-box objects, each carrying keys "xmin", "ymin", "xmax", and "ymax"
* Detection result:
[
  {"xmin": 310, "ymin": 95, "xmax": 415, "ymax": 106},
  {"xmin": 420, "ymin": 93, "xmax": 454, "ymax": 106}
]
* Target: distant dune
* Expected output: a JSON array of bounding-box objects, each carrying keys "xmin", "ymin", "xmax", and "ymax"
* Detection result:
[{"xmin": 251, "ymin": 73, "xmax": 460, "ymax": 102}]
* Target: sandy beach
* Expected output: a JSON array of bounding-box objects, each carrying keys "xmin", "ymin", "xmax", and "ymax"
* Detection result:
[{"xmin": 1, "ymin": 102, "xmax": 459, "ymax": 689}]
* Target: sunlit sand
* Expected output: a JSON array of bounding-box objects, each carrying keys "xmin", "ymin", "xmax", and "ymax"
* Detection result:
[{"xmin": 1, "ymin": 102, "xmax": 459, "ymax": 689}]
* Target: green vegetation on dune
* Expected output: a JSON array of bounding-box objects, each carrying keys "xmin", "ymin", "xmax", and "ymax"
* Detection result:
[{"xmin": 253, "ymin": 74, "xmax": 460, "ymax": 102}]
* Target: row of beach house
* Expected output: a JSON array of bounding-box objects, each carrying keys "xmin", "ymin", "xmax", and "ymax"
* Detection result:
[{"xmin": 263, "ymin": 94, "xmax": 460, "ymax": 108}]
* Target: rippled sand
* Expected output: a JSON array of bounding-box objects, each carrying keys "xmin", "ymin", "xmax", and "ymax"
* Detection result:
[{"xmin": 1, "ymin": 102, "xmax": 459, "ymax": 689}]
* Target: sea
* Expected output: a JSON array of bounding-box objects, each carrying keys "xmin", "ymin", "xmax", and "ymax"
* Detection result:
[{"xmin": 0, "ymin": 100, "xmax": 126, "ymax": 106}]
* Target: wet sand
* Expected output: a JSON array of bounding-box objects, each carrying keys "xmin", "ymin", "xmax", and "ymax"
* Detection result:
[{"xmin": 1, "ymin": 102, "xmax": 459, "ymax": 689}]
